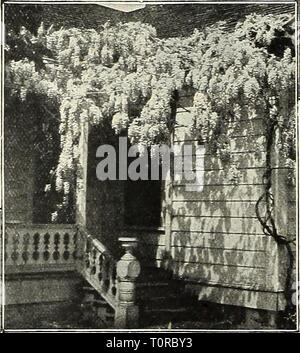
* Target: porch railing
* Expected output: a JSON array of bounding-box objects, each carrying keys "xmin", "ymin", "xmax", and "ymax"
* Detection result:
[
  {"xmin": 76, "ymin": 228, "xmax": 141, "ymax": 328},
  {"xmin": 5, "ymin": 223, "xmax": 77, "ymax": 274},
  {"xmin": 76, "ymin": 227, "xmax": 118, "ymax": 310},
  {"xmin": 5, "ymin": 223, "xmax": 141, "ymax": 328}
]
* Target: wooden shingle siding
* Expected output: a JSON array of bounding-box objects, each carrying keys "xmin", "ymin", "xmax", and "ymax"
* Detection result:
[
  {"xmin": 172, "ymin": 200, "xmax": 268, "ymax": 218},
  {"xmin": 172, "ymin": 185, "xmax": 266, "ymax": 201},
  {"xmin": 172, "ymin": 216, "xmax": 266, "ymax": 234},
  {"xmin": 173, "ymin": 151, "xmax": 266, "ymax": 169},
  {"xmin": 190, "ymin": 284, "xmax": 287, "ymax": 311},
  {"xmin": 172, "ymin": 262, "xmax": 266, "ymax": 287},
  {"xmin": 173, "ymin": 169, "xmax": 266, "ymax": 186},
  {"xmin": 167, "ymin": 92, "xmax": 294, "ymax": 309},
  {"xmin": 171, "ymin": 232, "xmax": 269, "ymax": 251},
  {"xmin": 171, "ymin": 246, "xmax": 266, "ymax": 268}
]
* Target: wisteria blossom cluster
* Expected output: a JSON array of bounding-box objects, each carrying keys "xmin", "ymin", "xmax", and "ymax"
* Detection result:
[{"xmin": 5, "ymin": 14, "xmax": 295, "ymax": 198}]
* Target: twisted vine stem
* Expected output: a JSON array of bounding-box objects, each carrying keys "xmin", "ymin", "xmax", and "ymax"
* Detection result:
[{"xmin": 255, "ymin": 119, "xmax": 295, "ymax": 320}]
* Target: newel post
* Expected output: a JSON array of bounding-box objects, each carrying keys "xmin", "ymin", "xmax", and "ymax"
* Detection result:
[{"xmin": 115, "ymin": 237, "xmax": 141, "ymax": 328}]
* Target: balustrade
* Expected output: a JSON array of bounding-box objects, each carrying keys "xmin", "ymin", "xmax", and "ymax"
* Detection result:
[
  {"xmin": 77, "ymin": 228, "xmax": 118, "ymax": 310},
  {"xmin": 5, "ymin": 223, "xmax": 141, "ymax": 328},
  {"xmin": 5, "ymin": 223, "xmax": 77, "ymax": 274}
]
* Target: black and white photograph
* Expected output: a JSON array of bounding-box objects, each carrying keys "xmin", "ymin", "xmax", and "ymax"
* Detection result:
[{"xmin": 0, "ymin": 0, "xmax": 298, "ymax": 334}]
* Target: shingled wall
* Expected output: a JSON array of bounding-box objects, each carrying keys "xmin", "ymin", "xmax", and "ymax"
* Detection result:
[{"xmin": 167, "ymin": 91, "xmax": 295, "ymax": 311}]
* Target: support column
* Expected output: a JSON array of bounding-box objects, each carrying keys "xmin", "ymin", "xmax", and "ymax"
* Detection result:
[
  {"xmin": 76, "ymin": 119, "xmax": 89, "ymax": 227},
  {"xmin": 75, "ymin": 119, "xmax": 89, "ymax": 265},
  {"xmin": 115, "ymin": 237, "xmax": 140, "ymax": 328}
]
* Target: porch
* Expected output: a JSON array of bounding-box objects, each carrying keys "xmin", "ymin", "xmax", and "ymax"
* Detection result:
[{"xmin": 3, "ymin": 89, "xmax": 295, "ymax": 329}]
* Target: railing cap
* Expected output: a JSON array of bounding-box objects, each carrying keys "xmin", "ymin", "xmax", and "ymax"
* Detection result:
[
  {"xmin": 118, "ymin": 237, "xmax": 139, "ymax": 252},
  {"xmin": 118, "ymin": 237, "xmax": 138, "ymax": 243}
]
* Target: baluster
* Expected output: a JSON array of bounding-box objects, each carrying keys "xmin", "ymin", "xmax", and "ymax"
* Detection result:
[
  {"xmin": 22, "ymin": 233, "xmax": 30, "ymax": 264},
  {"xmin": 111, "ymin": 261, "xmax": 118, "ymax": 298},
  {"xmin": 73, "ymin": 231, "xmax": 78, "ymax": 260},
  {"xmin": 11, "ymin": 231, "xmax": 21, "ymax": 264},
  {"xmin": 94, "ymin": 249, "xmax": 101, "ymax": 284},
  {"xmin": 63, "ymin": 233, "xmax": 70, "ymax": 261},
  {"xmin": 98, "ymin": 253, "xmax": 104, "ymax": 285},
  {"xmin": 47, "ymin": 231, "xmax": 55, "ymax": 265},
  {"xmin": 90, "ymin": 246, "xmax": 97, "ymax": 276},
  {"xmin": 4, "ymin": 229, "xmax": 9, "ymax": 264},
  {"xmin": 58, "ymin": 231, "xmax": 66, "ymax": 261},
  {"xmin": 75, "ymin": 228, "xmax": 85, "ymax": 273},
  {"xmin": 53, "ymin": 232, "xmax": 61, "ymax": 261},
  {"xmin": 43, "ymin": 233, "xmax": 50, "ymax": 262},
  {"xmin": 32, "ymin": 232, "xmax": 41, "ymax": 262},
  {"xmin": 76, "ymin": 226, "xmax": 86, "ymax": 263},
  {"xmin": 85, "ymin": 236, "xmax": 92, "ymax": 270},
  {"xmin": 100, "ymin": 254, "xmax": 106, "ymax": 290},
  {"xmin": 101, "ymin": 254, "xmax": 110, "ymax": 294},
  {"xmin": 101, "ymin": 253, "xmax": 107, "ymax": 291},
  {"xmin": 108, "ymin": 260, "xmax": 117, "ymax": 298}
]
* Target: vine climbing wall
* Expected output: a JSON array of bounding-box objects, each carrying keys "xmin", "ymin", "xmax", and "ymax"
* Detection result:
[{"xmin": 168, "ymin": 92, "xmax": 295, "ymax": 311}]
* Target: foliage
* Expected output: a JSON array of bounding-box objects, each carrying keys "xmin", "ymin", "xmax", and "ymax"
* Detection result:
[
  {"xmin": 5, "ymin": 14, "xmax": 295, "ymax": 196},
  {"xmin": 187, "ymin": 15, "xmax": 295, "ymax": 182}
]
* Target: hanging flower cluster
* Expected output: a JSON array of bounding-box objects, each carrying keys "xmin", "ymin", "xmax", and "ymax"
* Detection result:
[
  {"xmin": 5, "ymin": 14, "xmax": 295, "ymax": 196},
  {"xmin": 186, "ymin": 15, "xmax": 295, "ymax": 182}
]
